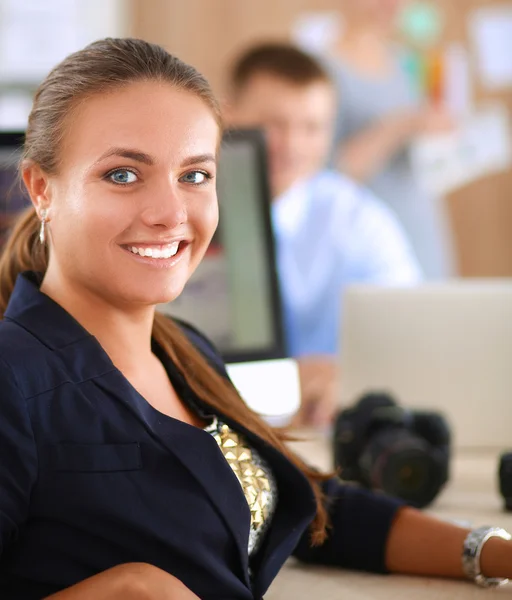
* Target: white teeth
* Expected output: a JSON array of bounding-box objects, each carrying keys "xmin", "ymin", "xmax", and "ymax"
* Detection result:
[{"xmin": 128, "ymin": 242, "xmax": 181, "ymax": 259}]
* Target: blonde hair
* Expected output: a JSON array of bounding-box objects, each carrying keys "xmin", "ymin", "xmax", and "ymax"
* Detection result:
[{"xmin": 0, "ymin": 38, "xmax": 329, "ymax": 545}]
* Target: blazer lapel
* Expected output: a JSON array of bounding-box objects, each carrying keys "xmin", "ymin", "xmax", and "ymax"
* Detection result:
[
  {"xmin": 217, "ymin": 415, "xmax": 318, "ymax": 597},
  {"xmin": 94, "ymin": 370, "xmax": 252, "ymax": 587},
  {"xmin": 96, "ymin": 370, "xmax": 317, "ymax": 596}
]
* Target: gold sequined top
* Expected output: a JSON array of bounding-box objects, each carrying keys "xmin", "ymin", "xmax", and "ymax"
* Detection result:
[{"xmin": 204, "ymin": 416, "xmax": 278, "ymax": 556}]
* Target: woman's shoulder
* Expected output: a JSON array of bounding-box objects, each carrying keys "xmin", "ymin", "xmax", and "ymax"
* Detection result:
[
  {"xmin": 172, "ymin": 317, "xmax": 229, "ymax": 378},
  {"xmin": 0, "ymin": 318, "xmax": 54, "ymax": 396}
]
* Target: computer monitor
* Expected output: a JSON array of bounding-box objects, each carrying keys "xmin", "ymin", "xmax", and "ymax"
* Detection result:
[
  {"xmin": 0, "ymin": 130, "xmax": 300, "ymax": 426},
  {"xmin": 158, "ymin": 129, "xmax": 286, "ymax": 364},
  {"xmin": 0, "ymin": 132, "xmax": 29, "ymax": 245}
]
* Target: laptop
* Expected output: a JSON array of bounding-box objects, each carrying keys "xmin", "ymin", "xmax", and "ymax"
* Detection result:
[{"xmin": 340, "ymin": 281, "xmax": 512, "ymax": 449}]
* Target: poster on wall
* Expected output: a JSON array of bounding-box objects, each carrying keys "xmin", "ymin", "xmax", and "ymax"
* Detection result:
[
  {"xmin": 0, "ymin": 0, "xmax": 126, "ymax": 83},
  {"xmin": 410, "ymin": 102, "xmax": 512, "ymax": 196},
  {"xmin": 469, "ymin": 6, "xmax": 512, "ymax": 90},
  {"xmin": 291, "ymin": 12, "xmax": 342, "ymax": 54}
]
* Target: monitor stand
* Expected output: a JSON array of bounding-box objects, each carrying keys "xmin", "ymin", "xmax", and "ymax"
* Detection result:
[{"xmin": 226, "ymin": 358, "xmax": 300, "ymax": 427}]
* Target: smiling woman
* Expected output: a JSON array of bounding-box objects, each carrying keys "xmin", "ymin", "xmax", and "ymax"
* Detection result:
[
  {"xmin": 30, "ymin": 81, "xmax": 220, "ymax": 309},
  {"xmin": 0, "ymin": 37, "xmax": 329, "ymax": 600},
  {"xmin": 0, "ymin": 37, "xmax": 511, "ymax": 600}
]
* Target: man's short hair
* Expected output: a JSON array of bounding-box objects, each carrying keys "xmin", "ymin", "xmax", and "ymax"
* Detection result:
[{"xmin": 229, "ymin": 42, "xmax": 331, "ymax": 96}]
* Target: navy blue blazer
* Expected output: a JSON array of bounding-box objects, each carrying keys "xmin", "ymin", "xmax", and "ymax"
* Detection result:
[{"xmin": 0, "ymin": 272, "xmax": 403, "ymax": 599}]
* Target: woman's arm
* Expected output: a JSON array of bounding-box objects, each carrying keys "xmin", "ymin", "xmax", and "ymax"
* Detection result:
[
  {"xmin": 293, "ymin": 477, "xmax": 512, "ymax": 585},
  {"xmin": 386, "ymin": 506, "xmax": 512, "ymax": 580},
  {"xmin": 44, "ymin": 563, "xmax": 200, "ymax": 600},
  {"xmin": 337, "ymin": 110, "xmax": 419, "ymax": 182},
  {"xmin": 338, "ymin": 105, "xmax": 454, "ymax": 182}
]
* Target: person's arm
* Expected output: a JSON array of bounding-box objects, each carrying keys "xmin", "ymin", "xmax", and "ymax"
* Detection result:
[
  {"xmin": 337, "ymin": 110, "xmax": 419, "ymax": 182},
  {"xmin": 293, "ymin": 356, "xmax": 337, "ymax": 428},
  {"xmin": 44, "ymin": 563, "xmax": 200, "ymax": 600},
  {"xmin": 293, "ymin": 478, "xmax": 405, "ymax": 571},
  {"xmin": 293, "ymin": 478, "xmax": 512, "ymax": 583},
  {"xmin": 386, "ymin": 506, "xmax": 512, "ymax": 580},
  {"xmin": 338, "ymin": 105, "xmax": 454, "ymax": 182}
]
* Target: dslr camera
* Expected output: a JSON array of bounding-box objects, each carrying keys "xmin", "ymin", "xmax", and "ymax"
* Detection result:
[
  {"xmin": 332, "ymin": 393, "xmax": 451, "ymax": 508},
  {"xmin": 499, "ymin": 452, "xmax": 512, "ymax": 511}
]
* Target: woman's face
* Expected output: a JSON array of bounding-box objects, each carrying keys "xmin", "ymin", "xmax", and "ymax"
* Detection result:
[{"xmin": 39, "ymin": 81, "xmax": 220, "ymax": 308}]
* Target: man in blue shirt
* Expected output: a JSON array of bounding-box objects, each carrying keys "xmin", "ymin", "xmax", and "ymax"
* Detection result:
[{"xmin": 227, "ymin": 43, "xmax": 421, "ymax": 424}]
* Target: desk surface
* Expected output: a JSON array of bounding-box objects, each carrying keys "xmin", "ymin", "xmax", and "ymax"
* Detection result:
[{"xmin": 266, "ymin": 431, "xmax": 512, "ymax": 599}]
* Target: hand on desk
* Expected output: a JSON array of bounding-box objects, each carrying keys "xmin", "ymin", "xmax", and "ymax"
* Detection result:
[{"xmin": 293, "ymin": 356, "xmax": 338, "ymax": 428}]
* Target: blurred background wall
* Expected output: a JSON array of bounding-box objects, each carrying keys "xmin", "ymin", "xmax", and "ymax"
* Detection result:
[
  {"xmin": 0, "ymin": 0, "xmax": 510, "ymax": 278},
  {"xmin": 129, "ymin": 0, "xmax": 512, "ymax": 278}
]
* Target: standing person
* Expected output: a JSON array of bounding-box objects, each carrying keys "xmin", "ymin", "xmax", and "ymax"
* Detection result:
[
  {"xmin": 328, "ymin": 0, "xmax": 455, "ymax": 278},
  {"xmin": 1, "ymin": 37, "xmax": 511, "ymax": 600},
  {"xmin": 227, "ymin": 43, "xmax": 420, "ymax": 425}
]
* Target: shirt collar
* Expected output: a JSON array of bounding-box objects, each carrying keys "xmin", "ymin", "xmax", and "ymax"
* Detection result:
[
  {"xmin": 271, "ymin": 176, "xmax": 312, "ymax": 236},
  {"xmin": 4, "ymin": 271, "xmax": 93, "ymax": 350},
  {"xmin": 4, "ymin": 271, "xmax": 218, "ymax": 422}
]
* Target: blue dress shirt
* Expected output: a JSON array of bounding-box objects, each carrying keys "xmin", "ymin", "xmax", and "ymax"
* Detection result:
[{"xmin": 271, "ymin": 170, "xmax": 422, "ymax": 357}]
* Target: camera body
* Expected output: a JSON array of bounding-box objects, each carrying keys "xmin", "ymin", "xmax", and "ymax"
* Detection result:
[
  {"xmin": 499, "ymin": 452, "xmax": 512, "ymax": 511},
  {"xmin": 333, "ymin": 393, "xmax": 451, "ymax": 508}
]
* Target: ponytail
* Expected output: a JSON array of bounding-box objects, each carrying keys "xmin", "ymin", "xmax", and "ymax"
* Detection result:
[
  {"xmin": 0, "ymin": 207, "xmax": 46, "ymax": 318},
  {"xmin": 153, "ymin": 313, "xmax": 331, "ymax": 545}
]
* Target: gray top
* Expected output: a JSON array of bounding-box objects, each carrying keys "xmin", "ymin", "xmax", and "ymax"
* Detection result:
[{"xmin": 325, "ymin": 55, "xmax": 454, "ymax": 279}]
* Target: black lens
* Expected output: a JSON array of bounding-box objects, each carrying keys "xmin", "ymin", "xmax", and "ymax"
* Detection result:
[
  {"xmin": 361, "ymin": 429, "xmax": 446, "ymax": 508},
  {"xmin": 380, "ymin": 449, "xmax": 443, "ymax": 507},
  {"xmin": 396, "ymin": 458, "xmax": 429, "ymax": 492},
  {"xmin": 498, "ymin": 452, "xmax": 512, "ymax": 511}
]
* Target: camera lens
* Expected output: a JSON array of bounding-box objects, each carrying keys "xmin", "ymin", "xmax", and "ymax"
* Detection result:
[
  {"xmin": 498, "ymin": 452, "xmax": 512, "ymax": 511},
  {"xmin": 396, "ymin": 460, "xmax": 429, "ymax": 492},
  {"xmin": 361, "ymin": 429, "xmax": 447, "ymax": 508}
]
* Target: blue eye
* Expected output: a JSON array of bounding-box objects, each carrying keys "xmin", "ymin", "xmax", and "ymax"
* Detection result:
[
  {"xmin": 180, "ymin": 171, "xmax": 211, "ymax": 185},
  {"xmin": 108, "ymin": 169, "xmax": 138, "ymax": 185}
]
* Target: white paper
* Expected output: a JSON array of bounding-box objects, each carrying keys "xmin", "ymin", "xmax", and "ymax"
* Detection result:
[
  {"xmin": 469, "ymin": 5, "xmax": 512, "ymax": 90},
  {"xmin": 291, "ymin": 12, "xmax": 343, "ymax": 55},
  {"xmin": 0, "ymin": 0, "xmax": 127, "ymax": 83},
  {"xmin": 0, "ymin": 92, "xmax": 33, "ymax": 130},
  {"xmin": 443, "ymin": 43, "xmax": 473, "ymax": 118},
  {"xmin": 411, "ymin": 103, "xmax": 512, "ymax": 196}
]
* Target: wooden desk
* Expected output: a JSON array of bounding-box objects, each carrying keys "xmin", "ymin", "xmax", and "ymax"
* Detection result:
[{"xmin": 266, "ymin": 432, "xmax": 512, "ymax": 599}]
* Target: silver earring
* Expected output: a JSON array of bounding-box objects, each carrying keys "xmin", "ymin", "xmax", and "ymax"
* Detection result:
[{"xmin": 39, "ymin": 209, "xmax": 48, "ymax": 245}]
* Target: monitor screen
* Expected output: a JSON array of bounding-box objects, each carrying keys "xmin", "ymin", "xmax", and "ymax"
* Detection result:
[
  {"xmin": 0, "ymin": 133, "xmax": 29, "ymax": 246},
  {"xmin": 0, "ymin": 130, "xmax": 285, "ymax": 364},
  {"xmin": 158, "ymin": 129, "xmax": 285, "ymax": 363}
]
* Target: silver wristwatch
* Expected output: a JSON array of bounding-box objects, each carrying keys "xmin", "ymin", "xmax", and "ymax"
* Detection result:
[{"xmin": 462, "ymin": 526, "xmax": 511, "ymax": 587}]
